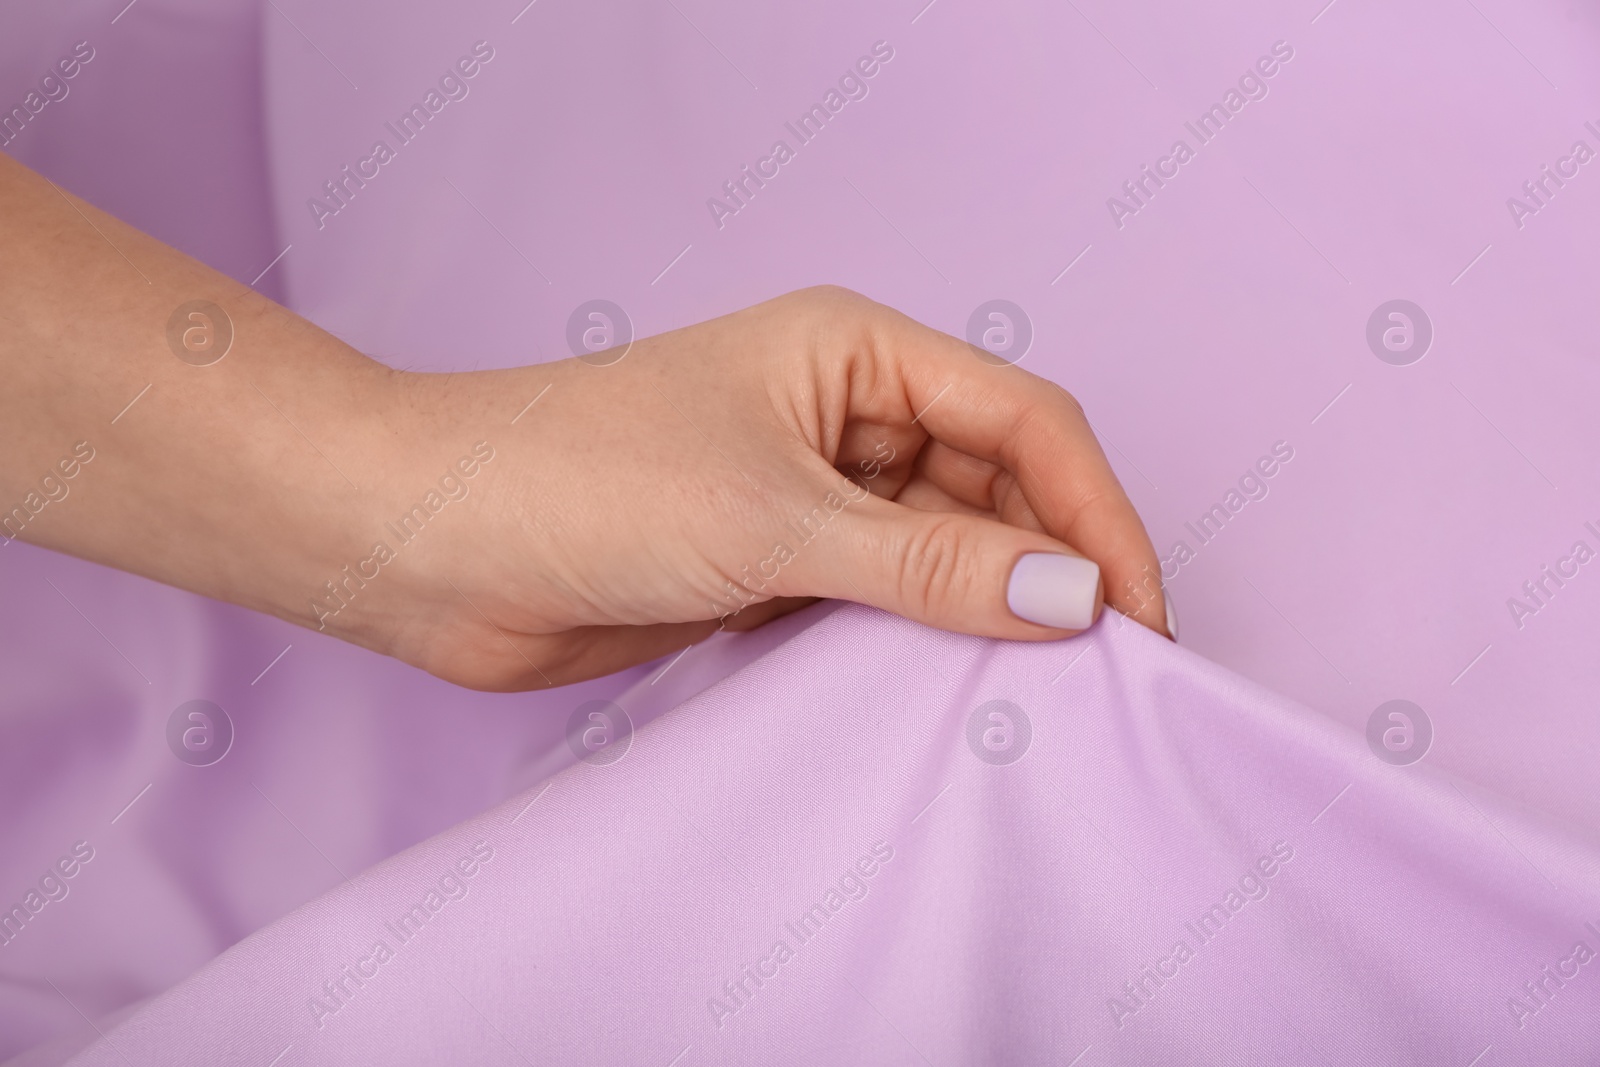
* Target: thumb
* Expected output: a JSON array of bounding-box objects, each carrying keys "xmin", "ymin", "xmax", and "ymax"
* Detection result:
[{"xmin": 804, "ymin": 495, "xmax": 1106, "ymax": 640}]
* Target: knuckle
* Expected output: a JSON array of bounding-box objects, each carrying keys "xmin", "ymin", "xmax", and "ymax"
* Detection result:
[
  {"xmin": 796, "ymin": 283, "xmax": 865, "ymax": 306},
  {"xmin": 1071, "ymin": 485, "xmax": 1111, "ymax": 518},
  {"xmin": 789, "ymin": 285, "xmax": 876, "ymax": 331},
  {"xmin": 894, "ymin": 516, "xmax": 976, "ymax": 618},
  {"xmin": 1051, "ymin": 381, "xmax": 1087, "ymax": 420}
]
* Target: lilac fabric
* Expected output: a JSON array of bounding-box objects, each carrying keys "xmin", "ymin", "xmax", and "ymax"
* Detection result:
[
  {"xmin": 5, "ymin": 0, "xmax": 1600, "ymax": 1062},
  {"xmin": 33, "ymin": 603, "xmax": 1600, "ymax": 1064}
]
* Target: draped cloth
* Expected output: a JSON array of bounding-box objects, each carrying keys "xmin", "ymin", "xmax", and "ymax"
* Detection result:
[{"xmin": 4, "ymin": 0, "xmax": 1600, "ymax": 1062}]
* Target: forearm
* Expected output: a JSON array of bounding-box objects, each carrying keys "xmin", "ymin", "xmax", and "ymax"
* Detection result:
[{"xmin": 0, "ymin": 152, "xmax": 409, "ymax": 627}]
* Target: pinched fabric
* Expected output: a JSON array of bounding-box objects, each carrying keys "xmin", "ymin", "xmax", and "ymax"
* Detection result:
[{"xmin": 43, "ymin": 605, "xmax": 1600, "ymax": 1065}]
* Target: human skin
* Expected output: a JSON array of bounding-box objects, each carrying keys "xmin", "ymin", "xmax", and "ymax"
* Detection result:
[{"xmin": 0, "ymin": 152, "xmax": 1171, "ymax": 691}]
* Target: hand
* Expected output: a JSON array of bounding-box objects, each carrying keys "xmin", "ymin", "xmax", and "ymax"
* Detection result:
[
  {"xmin": 0, "ymin": 155, "xmax": 1167, "ymax": 693},
  {"xmin": 346, "ymin": 286, "xmax": 1172, "ymax": 690}
]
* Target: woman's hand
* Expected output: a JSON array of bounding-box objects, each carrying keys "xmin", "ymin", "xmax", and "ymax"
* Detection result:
[
  {"xmin": 349, "ymin": 287, "xmax": 1171, "ymax": 690},
  {"xmin": 0, "ymin": 153, "xmax": 1169, "ymax": 693}
]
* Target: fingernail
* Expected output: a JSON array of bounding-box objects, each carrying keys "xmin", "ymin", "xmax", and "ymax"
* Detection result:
[
  {"xmin": 1164, "ymin": 593, "xmax": 1179, "ymax": 642},
  {"xmin": 1007, "ymin": 552, "xmax": 1100, "ymax": 631}
]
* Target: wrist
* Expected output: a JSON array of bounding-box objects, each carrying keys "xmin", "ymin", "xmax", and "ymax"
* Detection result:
[{"xmin": 283, "ymin": 365, "xmax": 532, "ymax": 659}]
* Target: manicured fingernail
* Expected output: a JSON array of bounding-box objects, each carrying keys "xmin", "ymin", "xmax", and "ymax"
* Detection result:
[
  {"xmin": 1165, "ymin": 593, "xmax": 1179, "ymax": 642},
  {"xmin": 1007, "ymin": 552, "xmax": 1100, "ymax": 631}
]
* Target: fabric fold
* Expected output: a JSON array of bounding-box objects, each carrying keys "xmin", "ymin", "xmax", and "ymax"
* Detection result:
[{"xmin": 47, "ymin": 605, "xmax": 1600, "ymax": 1066}]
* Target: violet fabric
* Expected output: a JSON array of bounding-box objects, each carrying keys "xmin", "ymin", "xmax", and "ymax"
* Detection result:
[
  {"xmin": 33, "ymin": 603, "xmax": 1600, "ymax": 1064},
  {"xmin": 5, "ymin": 0, "xmax": 1600, "ymax": 1062}
]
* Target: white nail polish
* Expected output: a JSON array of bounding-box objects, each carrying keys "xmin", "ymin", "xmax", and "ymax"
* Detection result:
[
  {"xmin": 1165, "ymin": 593, "xmax": 1179, "ymax": 642},
  {"xmin": 1007, "ymin": 553, "xmax": 1100, "ymax": 631}
]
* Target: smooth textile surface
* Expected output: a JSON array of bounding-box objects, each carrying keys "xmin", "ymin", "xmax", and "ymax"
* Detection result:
[
  {"xmin": 4, "ymin": 0, "xmax": 1600, "ymax": 1061},
  {"xmin": 38, "ymin": 604, "xmax": 1600, "ymax": 1064}
]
